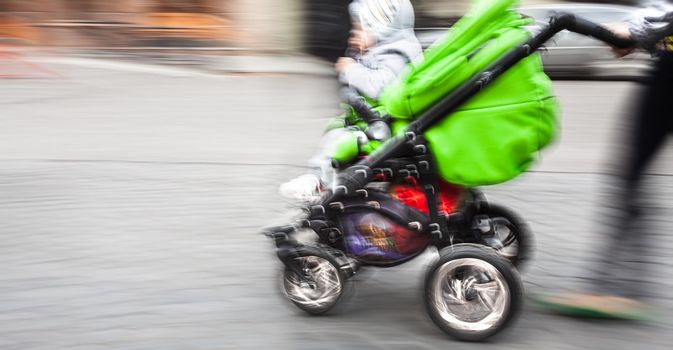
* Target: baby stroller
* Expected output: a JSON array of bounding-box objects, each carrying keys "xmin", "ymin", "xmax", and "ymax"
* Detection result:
[{"xmin": 263, "ymin": 0, "xmax": 633, "ymax": 341}]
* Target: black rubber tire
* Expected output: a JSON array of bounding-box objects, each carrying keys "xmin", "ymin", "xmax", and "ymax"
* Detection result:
[
  {"xmin": 476, "ymin": 203, "xmax": 533, "ymax": 270},
  {"xmin": 281, "ymin": 248, "xmax": 347, "ymax": 315},
  {"xmin": 424, "ymin": 244, "xmax": 524, "ymax": 342}
]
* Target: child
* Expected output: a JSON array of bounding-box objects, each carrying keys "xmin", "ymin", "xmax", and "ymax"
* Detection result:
[
  {"xmin": 280, "ymin": 0, "xmax": 422, "ymax": 202},
  {"xmin": 336, "ymin": 0, "xmax": 423, "ymax": 100}
]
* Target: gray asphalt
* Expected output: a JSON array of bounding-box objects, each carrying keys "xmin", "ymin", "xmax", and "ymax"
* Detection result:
[{"xmin": 2, "ymin": 58, "xmax": 673, "ymax": 350}]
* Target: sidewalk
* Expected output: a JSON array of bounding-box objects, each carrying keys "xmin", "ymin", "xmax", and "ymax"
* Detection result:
[
  {"xmin": 7, "ymin": 49, "xmax": 335, "ymax": 77},
  {"xmin": 205, "ymin": 54, "xmax": 335, "ymax": 76},
  {"xmin": 1, "ymin": 72, "xmax": 672, "ymax": 349}
]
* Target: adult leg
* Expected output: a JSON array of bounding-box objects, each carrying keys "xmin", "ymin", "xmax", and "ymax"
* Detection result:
[{"xmin": 590, "ymin": 57, "xmax": 673, "ymax": 299}]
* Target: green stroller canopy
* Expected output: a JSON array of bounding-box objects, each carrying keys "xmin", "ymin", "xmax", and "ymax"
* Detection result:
[{"xmin": 380, "ymin": 0, "xmax": 559, "ymax": 186}]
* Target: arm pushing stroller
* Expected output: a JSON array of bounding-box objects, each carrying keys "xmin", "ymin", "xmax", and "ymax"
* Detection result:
[{"xmin": 263, "ymin": 0, "xmax": 634, "ymax": 341}]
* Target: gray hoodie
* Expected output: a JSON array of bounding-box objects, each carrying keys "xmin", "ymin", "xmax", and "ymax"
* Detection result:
[
  {"xmin": 339, "ymin": 0, "xmax": 422, "ymax": 100},
  {"xmin": 629, "ymin": 0, "xmax": 673, "ymax": 50}
]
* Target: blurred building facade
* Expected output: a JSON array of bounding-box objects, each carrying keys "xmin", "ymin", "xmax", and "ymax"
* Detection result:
[
  {"xmin": 0, "ymin": 0, "xmax": 300, "ymax": 51},
  {"xmin": 0, "ymin": 0, "xmax": 641, "ymax": 53}
]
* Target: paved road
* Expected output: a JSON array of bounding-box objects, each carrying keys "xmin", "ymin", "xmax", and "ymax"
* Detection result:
[{"xmin": 1, "ymin": 58, "xmax": 673, "ymax": 349}]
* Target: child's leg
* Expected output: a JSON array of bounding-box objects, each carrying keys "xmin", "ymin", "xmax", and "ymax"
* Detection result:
[
  {"xmin": 308, "ymin": 127, "xmax": 351, "ymax": 187},
  {"xmin": 279, "ymin": 115, "xmax": 352, "ymax": 201}
]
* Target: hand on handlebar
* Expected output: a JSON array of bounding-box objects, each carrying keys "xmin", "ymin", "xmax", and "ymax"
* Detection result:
[{"xmin": 603, "ymin": 22, "xmax": 637, "ymax": 57}]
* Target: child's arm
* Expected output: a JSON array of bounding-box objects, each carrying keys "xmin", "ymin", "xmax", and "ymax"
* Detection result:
[{"xmin": 338, "ymin": 53, "xmax": 408, "ymax": 100}]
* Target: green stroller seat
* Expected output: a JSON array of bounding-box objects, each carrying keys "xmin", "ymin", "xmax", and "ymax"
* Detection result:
[{"xmin": 333, "ymin": 0, "xmax": 559, "ymax": 186}]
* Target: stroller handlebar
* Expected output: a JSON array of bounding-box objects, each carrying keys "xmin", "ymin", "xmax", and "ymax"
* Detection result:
[{"xmin": 552, "ymin": 13, "xmax": 635, "ymax": 49}]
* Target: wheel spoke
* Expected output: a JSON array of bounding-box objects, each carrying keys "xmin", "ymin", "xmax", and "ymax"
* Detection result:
[
  {"xmin": 501, "ymin": 231, "xmax": 517, "ymax": 247},
  {"xmin": 473, "ymin": 281, "xmax": 499, "ymax": 293},
  {"xmin": 452, "ymin": 278, "xmax": 465, "ymax": 301},
  {"xmin": 477, "ymin": 291, "xmax": 496, "ymax": 312},
  {"xmin": 491, "ymin": 218, "xmax": 517, "ymax": 246}
]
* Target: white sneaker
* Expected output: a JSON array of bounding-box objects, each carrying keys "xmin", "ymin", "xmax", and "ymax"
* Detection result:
[{"xmin": 279, "ymin": 174, "xmax": 323, "ymax": 203}]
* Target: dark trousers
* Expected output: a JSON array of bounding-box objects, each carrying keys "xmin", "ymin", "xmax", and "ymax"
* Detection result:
[{"xmin": 591, "ymin": 53, "xmax": 673, "ymax": 299}]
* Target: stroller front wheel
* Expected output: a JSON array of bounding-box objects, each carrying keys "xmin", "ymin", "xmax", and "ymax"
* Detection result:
[{"xmin": 282, "ymin": 254, "xmax": 345, "ymax": 315}]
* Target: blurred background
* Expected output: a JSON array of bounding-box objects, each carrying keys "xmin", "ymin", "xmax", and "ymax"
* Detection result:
[
  {"xmin": 0, "ymin": 0, "xmax": 651, "ymax": 77},
  {"xmin": 1, "ymin": 1, "xmax": 673, "ymax": 349},
  {"xmin": 0, "ymin": 0, "xmax": 646, "ymax": 61}
]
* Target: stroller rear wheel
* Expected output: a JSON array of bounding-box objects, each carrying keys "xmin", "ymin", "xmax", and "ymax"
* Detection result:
[
  {"xmin": 475, "ymin": 203, "xmax": 532, "ymax": 269},
  {"xmin": 282, "ymin": 254, "xmax": 345, "ymax": 315},
  {"xmin": 424, "ymin": 244, "xmax": 523, "ymax": 341}
]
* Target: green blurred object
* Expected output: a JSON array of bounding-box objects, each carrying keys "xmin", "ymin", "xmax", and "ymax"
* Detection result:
[
  {"xmin": 532, "ymin": 293, "xmax": 657, "ymax": 322},
  {"xmin": 329, "ymin": 131, "xmax": 361, "ymax": 167},
  {"xmin": 380, "ymin": 0, "xmax": 559, "ymax": 186}
]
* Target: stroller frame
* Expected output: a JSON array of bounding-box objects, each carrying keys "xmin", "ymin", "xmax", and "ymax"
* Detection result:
[
  {"xmin": 264, "ymin": 13, "xmax": 634, "ymax": 341},
  {"xmin": 267, "ymin": 12, "xmax": 631, "ymax": 256}
]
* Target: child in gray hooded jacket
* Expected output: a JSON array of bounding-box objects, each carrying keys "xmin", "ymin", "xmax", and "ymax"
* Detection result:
[
  {"xmin": 336, "ymin": 0, "xmax": 422, "ymax": 100},
  {"xmin": 280, "ymin": 0, "xmax": 422, "ymax": 201}
]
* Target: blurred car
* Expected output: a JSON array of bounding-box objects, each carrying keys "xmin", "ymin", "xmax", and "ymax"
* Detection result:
[{"xmin": 416, "ymin": 3, "xmax": 652, "ymax": 79}]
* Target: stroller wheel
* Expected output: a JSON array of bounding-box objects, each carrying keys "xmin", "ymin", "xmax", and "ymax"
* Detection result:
[
  {"xmin": 282, "ymin": 254, "xmax": 345, "ymax": 315},
  {"xmin": 476, "ymin": 203, "xmax": 533, "ymax": 269},
  {"xmin": 425, "ymin": 244, "xmax": 523, "ymax": 341}
]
